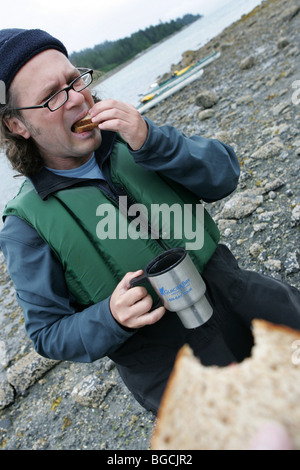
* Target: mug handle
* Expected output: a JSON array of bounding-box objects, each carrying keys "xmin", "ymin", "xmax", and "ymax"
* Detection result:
[
  {"xmin": 129, "ymin": 273, "xmax": 149, "ymax": 288},
  {"xmin": 130, "ymin": 274, "xmax": 163, "ymax": 309}
]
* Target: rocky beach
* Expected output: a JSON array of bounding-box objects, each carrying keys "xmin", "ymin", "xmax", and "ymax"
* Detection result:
[{"xmin": 0, "ymin": 0, "xmax": 299, "ymax": 450}]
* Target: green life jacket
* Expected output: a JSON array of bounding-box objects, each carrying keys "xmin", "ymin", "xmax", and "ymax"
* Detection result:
[{"xmin": 3, "ymin": 139, "xmax": 220, "ymax": 306}]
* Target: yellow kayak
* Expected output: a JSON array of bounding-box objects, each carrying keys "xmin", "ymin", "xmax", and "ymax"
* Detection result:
[{"xmin": 141, "ymin": 93, "xmax": 156, "ymax": 103}]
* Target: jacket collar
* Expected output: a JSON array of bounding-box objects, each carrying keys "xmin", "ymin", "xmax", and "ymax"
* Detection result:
[{"xmin": 29, "ymin": 130, "xmax": 117, "ymax": 200}]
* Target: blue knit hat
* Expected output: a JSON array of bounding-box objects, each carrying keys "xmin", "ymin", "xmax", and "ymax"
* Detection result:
[{"xmin": 0, "ymin": 28, "xmax": 68, "ymax": 91}]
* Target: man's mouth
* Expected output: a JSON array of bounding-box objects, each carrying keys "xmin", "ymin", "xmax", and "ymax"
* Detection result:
[{"xmin": 71, "ymin": 113, "xmax": 98, "ymax": 133}]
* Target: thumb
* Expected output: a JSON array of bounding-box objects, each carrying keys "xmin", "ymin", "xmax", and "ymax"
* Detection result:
[{"xmin": 249, "ymin": 422, "xmax": 294, "ymax": 450}]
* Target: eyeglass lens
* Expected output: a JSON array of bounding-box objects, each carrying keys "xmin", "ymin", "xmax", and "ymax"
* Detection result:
[{"xmin": 48, "ymin": 72, "xmax": 92, "ymax": 111}]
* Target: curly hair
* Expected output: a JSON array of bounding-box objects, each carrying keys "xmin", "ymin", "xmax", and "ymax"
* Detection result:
[
  {"xmin": 0, "ymin": 90, "xmax": 44, "ymax": 177},
  {"xmin": 0, "ymin": 90, "xmax": 100, "ymax": 177}
]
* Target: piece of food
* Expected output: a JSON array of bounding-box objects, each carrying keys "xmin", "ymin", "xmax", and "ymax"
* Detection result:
[
  {"xmin": 151, "ymin": 320, "xmax": 300, "ymax": 450},
  {"xmin": 72, "ymin": 113, "xmax": 98, "ymax": 133}
]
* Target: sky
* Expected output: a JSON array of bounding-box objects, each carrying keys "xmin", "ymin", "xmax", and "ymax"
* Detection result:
[{"xmin": 1, "ymin": 0, "xmax": 229, "ymax": 54}]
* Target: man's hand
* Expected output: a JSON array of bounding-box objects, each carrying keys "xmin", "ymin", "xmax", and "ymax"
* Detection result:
[
  {"xmin": 89, "ymin": 99, "xmax": 148, "ymax": 150},
  {"xmin": 249, "ymin": 421, "xmax": 294, "ymax": 450},
  {"xmin": 110, "ymin": 270, "xmax": 166, "ymax": 329}
]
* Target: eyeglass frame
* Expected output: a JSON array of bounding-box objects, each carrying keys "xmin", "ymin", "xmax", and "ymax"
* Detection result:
[{"xmin": 12, "ymin": 68, "xmax": 94, "ymax": 112}]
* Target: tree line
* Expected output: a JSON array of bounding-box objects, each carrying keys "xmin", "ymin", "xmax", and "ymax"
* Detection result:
[{"xmin": 70, "ymin": 14, "xmax": 201, "ymax": 74}]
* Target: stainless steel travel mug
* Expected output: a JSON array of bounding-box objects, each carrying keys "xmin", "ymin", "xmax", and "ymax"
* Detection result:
[{"xmin": 130, "ymin": 247, "xmax": 213, "ymax": 328}]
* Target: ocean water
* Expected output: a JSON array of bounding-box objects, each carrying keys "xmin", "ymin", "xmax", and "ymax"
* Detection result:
[
  {"xmin": 0, "ymin": 0, "xmax": 262, "ymax": 224},
  {"xmin": 0, "ymin": 158, "xmax": 24, "ymax": 227},
  {"xmin": 95, "ymin": 0, "xmax": 263, "ymax": 106}
]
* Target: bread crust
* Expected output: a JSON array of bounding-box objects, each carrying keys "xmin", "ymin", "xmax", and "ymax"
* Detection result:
[
  {"xmin": 151, "ymin": 320, "xmax": 300, "ymax": 450},
  {"xmin": 72, "ymin": 114, "xmax": 98, "ymax": 133}
]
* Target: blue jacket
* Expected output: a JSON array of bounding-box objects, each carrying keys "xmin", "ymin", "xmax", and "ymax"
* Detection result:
[{"xmin": 0, "ymin": 117, "xmax": 239, "ymax": 362}]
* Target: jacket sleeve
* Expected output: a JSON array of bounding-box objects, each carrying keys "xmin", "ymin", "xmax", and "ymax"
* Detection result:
[
  {"xmin": 131, "ymin": 117, "xmax": 240, "ymax": 202},
  {"xmin": 0, "ymin": 215, "xmax": 135, "ymax": 362}
]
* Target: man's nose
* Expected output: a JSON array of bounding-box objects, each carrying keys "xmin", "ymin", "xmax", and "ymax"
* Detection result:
[{"xmin": 66, "ymin": 88, "xmax": 85, "ymax": 108}]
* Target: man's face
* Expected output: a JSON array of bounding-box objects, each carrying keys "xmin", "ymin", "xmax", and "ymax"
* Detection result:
[{"xmin": 10, "ymin": 49, "xmax": 102, "ymax": 169}]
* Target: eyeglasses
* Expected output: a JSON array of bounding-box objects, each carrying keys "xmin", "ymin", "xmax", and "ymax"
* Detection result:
[{"xmin": 13, "ymin": 68, "xmax": 93, "ymax": 112}]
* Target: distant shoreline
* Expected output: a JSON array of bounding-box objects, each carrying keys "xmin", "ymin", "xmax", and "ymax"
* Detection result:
[{"xmin": 92, "ymin": 19, "xmax": 204, "ymax": 87}]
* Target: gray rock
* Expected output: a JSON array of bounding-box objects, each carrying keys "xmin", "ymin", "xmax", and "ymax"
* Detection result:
[
  {"xmin": 0, "ymin": 380, "xmax": 14, "ymax": 410},
  {"xmin": 0, "ymin": 340, "xmax": 8, "ymax": 368},
  {"xmin": 236, "ymin": 94, "xmax": 254, "ymax": 106},
  {"xmin": 6, "ymin": 350, "xmax": 59, "ymax": 395},
  {"xmin": 259, "ymin": 177, "xmax": 285, "ymax": 194},
  {"xmin": 291, "ymin": 204, "xmax": 300, "ymax": 226},
  {"xmin": 0, "ymin": 417, "xmax": 12, "ymax": 432},
  {"xmin": 220, "ymin": 190, "xmax": 263, "ymax": 219},
  {"xmin": 212, "ymin": 131, "xmax": 233, "ymax": 145},
  {"xmin": 217, "ymin": 219, "xmax": 237, "ymax": 232},
  {"xmin": 282, "ymin": 4, "xmax": 300, "ymax": 22},
  {"xmin": 220, "ymin": 42, "xmax": 233, "ymax": 51},
  {"xmin": 277, "ymin": 37, "xmax": 290, "ymax": 49},
  {"xmin": 258, "ymin": 250, "xmax": 268, "ymax": 262},
  {"xmin": 71, "ymin": 373, "xmax": 116, "ymax": 408},
  {"xmin": 264, "ymin": 259, "xmax": 282, "ymax": 272},
  {"xmin": 104, "ymin": 359, "xmax": 116, "ymax": 371},
  {"xmin": 240, "ymin": 55, "xmax": 255, "ymax": 70},
  {"xmin": 195, "ymin": 90, "xmax": 219, "ymax": 108},
  {"xmin": 250, "ymin": 242, "xmax": 263, "ymax": 258},
  {"xmin": 284, "ymin": 251, "xmax": 300, "ymax": 274},
  {"xmin": 253, "ymin": 222, "xmax": 268, "ymax": 232},
  {"xmin": 268, "ymin": 191, "xmax": 277, "ymax": 200},
  {"xmin": 222, "ymin": 227, "xmax": 233, "ymax": 237},
  {"xmin": 251, "ymin": 138, "xmax": 284, "ymax": 159},
  {"xmin": 257, "ymin": 210, "xmax": 279, "ymax": 222},
  {"xmin": 198, "ymin": 109, "xmax": 215, "ymax": 121},
  {"xmin": 272, "ymin": 101, "xmax": 290, "ymax": 116}
]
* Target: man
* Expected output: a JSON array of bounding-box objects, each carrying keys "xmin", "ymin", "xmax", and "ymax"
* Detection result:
[{"xmin": 0, "ymin": 29, "xmax": 299, "ymax": 415}]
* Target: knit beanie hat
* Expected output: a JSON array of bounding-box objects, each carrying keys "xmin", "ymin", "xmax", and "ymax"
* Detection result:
[{"xmin": 0, "ymin": 28, "xmax": 68, "ymax": 91}]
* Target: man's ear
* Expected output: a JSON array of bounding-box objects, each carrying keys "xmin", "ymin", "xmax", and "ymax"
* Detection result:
[{"xmin": 4, "ymin": 116, "xmax": 31, "ymax": 139}]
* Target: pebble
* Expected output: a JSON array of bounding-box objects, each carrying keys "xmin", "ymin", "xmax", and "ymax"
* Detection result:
[
  {"xmin": 250, "ymin": 242, "xmax": 263, "ymax": 258},
  {"xmin": 284, "ymin": 251, "xmax": 300, "ymax": 274},
  {"xmin": 253, "ymin": 223, "xmax": 268, "ymax": 232},
  {"xmin": 264, "ymin": 259, "xmax": 282, "ymax": 272},
  {"xmin": 277, "ymin": 37, "xmax": 290, "ymax": 49},
  {"xmin": 291, "ymin": 204, "xmax": 300, "ymax": 226},
  {"xmin": 198, "ymin": 108, "xmax": 215, "ymax": 120},
  {"xmin": 240, "ymin": 55, "xmax": 255, "ymax": 70}
]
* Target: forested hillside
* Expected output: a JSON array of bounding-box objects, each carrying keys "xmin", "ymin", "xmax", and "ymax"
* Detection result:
[{"xmin": 70, "ymin": 14, "xmax": 201, "ymax": 73}]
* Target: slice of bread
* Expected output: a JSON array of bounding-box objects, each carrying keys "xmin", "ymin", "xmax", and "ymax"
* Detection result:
[
  {"xmin": 72, "ymin": 114, "xmax": 98, "ymax": 133},
  {"xmin": 151, "ymin": 320, "xmax": 300, "ymax": 450}
]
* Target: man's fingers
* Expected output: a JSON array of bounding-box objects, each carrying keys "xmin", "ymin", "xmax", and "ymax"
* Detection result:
[
  {"xmin": 249, "ymin": 422, "xmax": 294, "ymax": 450},
  {"xmin": 110, "ymin": 269, "xmax": 166, "ymax": 328},
  {"xmin": 133, "ymin": 305, "xmax": 166, "ymax": 328},
  {"xmin": 89, "ymin": 99, "xmax": 148, "ymax": 150},
  {"xmin": 90, "ymin": 99, "xmax": 132, "ymax": 125},
  {"xmin": 117, "ymin": 270, "xmax": 143, "ymax": 294}
]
